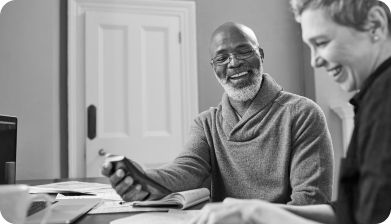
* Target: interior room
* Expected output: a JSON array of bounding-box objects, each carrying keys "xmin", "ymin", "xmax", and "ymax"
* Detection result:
[{"xmin": 0, "ymin": 0, "xmax": 354, "ymax": 199}]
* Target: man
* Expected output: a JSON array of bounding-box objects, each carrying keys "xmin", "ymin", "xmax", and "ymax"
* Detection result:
[{"xmin": 102, "ymin": 22, "xmax": 334, "ymax": 205}]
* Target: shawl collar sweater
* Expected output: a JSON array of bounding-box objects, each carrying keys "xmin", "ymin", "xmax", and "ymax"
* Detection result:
[
  {"xmin": 221, "ymin": 72, "xmax": 282, "ymax": 142},
  {"xmin": 148, "ymin": 73, "xmax": 333, "ymax": 205}
]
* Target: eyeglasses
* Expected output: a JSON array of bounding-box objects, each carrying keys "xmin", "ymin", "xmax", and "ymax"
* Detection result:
[{"xmin": 210, "ymin": 48, "xmax": 257, "ymax": 67}]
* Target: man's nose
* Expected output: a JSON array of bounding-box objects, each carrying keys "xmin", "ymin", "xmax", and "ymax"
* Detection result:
[{"xmin": 227, "ymin": 54, "xmax": 242, "ymax": 67}]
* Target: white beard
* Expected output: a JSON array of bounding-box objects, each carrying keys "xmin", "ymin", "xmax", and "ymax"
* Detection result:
[{"xmin": 216, "ymin": 69, "xmax": 263, "ymax": 102}]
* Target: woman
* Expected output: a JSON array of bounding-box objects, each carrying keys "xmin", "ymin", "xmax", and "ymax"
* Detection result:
[{"xmin": 190, "ymin": 0, "xmax": 391, "ymax": 223}]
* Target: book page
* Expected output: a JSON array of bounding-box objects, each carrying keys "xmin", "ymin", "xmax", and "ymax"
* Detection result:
[
  {"xmin": 133, "ymin": 188, "xmax": 210, "ymax": 209},
  {"xmin": 173, "ymin": 188, "xmax": 210, "ymax": 209}
]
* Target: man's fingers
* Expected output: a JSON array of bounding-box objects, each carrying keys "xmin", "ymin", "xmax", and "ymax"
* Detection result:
[
  {"xmin": 110, "ymin": 175, "xmax": 150, "ymax": 201},
  {"xmin": 115, "ymin": 176, "xmax": 135, "ymax": 196},
  {"xmin": 144, "ymin": 183, "xmax": 167, "ymax": 200},
  {"xmin": 109, "ymin": 169, "xmax": 126, "ymax": 187},
  {"xmin": 122, "ymin": 184, "xmax": 150, "ymax": 201},
  {"xmin": 101, "ymin": 161, "xmax": 112, "ymax": 177},
  {"xmin": 102, "ymin": 159, "xmax": 164, "ymax": 202}
]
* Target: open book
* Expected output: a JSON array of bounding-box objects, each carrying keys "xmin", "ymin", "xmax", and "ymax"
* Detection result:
[{"xmin": 133, "ymin": 188, "xmax": 210, "ymax": 209}]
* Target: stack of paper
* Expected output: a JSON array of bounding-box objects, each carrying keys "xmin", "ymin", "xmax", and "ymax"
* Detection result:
[
  {"xmin": 29, "ymin": 181, "xmax": 109, "ymax": 193},
  {"xmin": 29, "ymin": 181, "xmax": 122, "ymax": 201},
  {"xmin": 29, "ymin": 181, "xmax": 209, "ymax": 216}
]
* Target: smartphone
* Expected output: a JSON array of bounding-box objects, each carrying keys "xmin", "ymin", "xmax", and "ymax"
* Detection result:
[{"xmin": 105, "ymin": 155, "xmax": 172, "ymax": 195}]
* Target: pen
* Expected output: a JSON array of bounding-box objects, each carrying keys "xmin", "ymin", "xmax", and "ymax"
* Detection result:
[
  {"xmin": 61, "ymin": 192, "xmax": 96, "ymax": 196},
  {"xmin": 118, "ymin": 201, "xmax": 133, "ymax": 206}
]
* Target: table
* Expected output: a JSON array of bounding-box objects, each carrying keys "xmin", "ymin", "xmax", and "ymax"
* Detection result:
[{"xmin": 17, "ymin": 177, "xmax": 205, "ymax": 224}]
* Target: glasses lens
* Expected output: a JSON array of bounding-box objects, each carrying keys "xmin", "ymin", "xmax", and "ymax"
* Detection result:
[
  {"xmin": 212, "ymin": 48, "xmax": 254, "ymax": 66},
  {"xmin": 236, "ymin": 49, "xmax": 254, "ymax": 59},
  {"xmin": 213, "ymin": 55, "xmax": 230, "ymax": 65}
]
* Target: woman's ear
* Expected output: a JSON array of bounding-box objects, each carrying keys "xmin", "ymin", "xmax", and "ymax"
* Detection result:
[{"xmin": 365, "ymin": 5, "xmax": 389, "ymax": 42}]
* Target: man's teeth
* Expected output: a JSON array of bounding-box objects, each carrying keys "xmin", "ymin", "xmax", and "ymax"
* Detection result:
[{"xmin": 231, "ymin": 72, "xmax": 248, "ymax": 78}]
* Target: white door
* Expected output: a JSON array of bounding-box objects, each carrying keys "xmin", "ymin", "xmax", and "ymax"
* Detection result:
[
  {"xmin": 68, "ymin": 0, "xmax": 198, "ymax": 178},
  {"xmin": 85, "ymin": 11, "xmax": 185, "ymax": 177}
]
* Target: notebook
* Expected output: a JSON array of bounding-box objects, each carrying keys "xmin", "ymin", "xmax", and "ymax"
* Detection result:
[
  {"xmin": 133, "ymin": 188, "xmax": 210, "ymax": 209},
  {"xmin": 25, "ymin": 198, "xmax": 100, "ymax": 224}
]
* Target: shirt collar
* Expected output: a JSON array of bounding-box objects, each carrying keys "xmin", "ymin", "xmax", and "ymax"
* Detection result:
[{"xmin": 350, "ymin": 56, "xmax": 391, "ymax": 108}]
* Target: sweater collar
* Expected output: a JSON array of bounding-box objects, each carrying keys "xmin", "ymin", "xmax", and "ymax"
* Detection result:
[{"xmin": 221, "ymin": 73, "xmax": 283, "ymax": 132}]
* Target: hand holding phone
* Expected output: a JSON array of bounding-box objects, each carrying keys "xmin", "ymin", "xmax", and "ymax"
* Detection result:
[{"xmin": 103, "ymin": 155, "xmax": 171, "ymax": 200}]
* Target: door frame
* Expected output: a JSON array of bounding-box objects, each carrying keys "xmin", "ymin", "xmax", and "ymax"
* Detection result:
[{"xmin": 68, "ymin": 0, "xmax": 198, "ymax": 177}]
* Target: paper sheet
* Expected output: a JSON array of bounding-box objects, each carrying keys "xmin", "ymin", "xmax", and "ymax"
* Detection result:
[
  {"xmin": 55, "ymin": 188, "xmax": 122, "ymax": 201},
  {"xmin": 110, "ymin": 210, "xmax": 201, "ymax": 224},
  {"xmin": 29, "ymin": 181, "xmax": 111, "ymax": 194},
  {"xmin": 88, "ymin": 201, "xmax": 169, "ymax": 214}
]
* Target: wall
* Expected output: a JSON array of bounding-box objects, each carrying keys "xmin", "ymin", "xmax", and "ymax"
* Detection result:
[
  {"xmin": 195, "ymin": 0, "xmax": 307, "ymax": 110},
  {"xmin": 0, "ymin": 0, "xmax": 341, "ymax": 185},
  {"xmin": 313, "ymin": 68, "xmax": 354, "ymax": 198},
  {"xmin": 0, "ymin": 0, "xmax": 68, "ymax": 179}
]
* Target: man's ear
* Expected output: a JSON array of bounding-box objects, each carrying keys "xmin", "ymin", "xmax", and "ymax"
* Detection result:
[
  {"xmin": 258, "ymin": 47, "xmax": 264, "ymax": 61},
  {"xmin": 365, "ymin": 5, "xmax": 389, "ymax": 41}
]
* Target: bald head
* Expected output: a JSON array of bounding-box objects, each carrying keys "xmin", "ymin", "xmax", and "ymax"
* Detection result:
[
  {"xmin": 209, "ymin": 22, "xmax": 260, "ymax": 56},
  {"xmin": 209, "ymin": 22, "xmax": 265, "ymax": 102}
]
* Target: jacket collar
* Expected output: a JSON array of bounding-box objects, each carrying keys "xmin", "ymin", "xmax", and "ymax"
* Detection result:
[{"xmin": 350, "ymin": 56, "xmax": 391, "ymax": 111}]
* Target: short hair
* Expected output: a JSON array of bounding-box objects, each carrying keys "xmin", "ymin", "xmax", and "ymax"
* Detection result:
[{"xmin": 290, "ymin": 0, "xmax": 391, "ymax": 32}]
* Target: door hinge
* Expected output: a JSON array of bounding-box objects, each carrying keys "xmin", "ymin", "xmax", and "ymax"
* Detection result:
[{"xmin": 178, "ymin": 32, "xmax": 182, "ymax": 44}]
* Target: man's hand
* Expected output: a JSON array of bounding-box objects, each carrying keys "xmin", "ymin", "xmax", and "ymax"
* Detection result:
[
  {"xmin": 101, "ymin": 159, "xmax": 165, "ymax": 202},
  {"xmin": 189, "ymin": 198, "xmax": 317, "ymax": 224}
]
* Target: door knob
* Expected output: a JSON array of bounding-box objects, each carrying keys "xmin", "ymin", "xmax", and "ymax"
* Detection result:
[{"xmin": 98, "ymin": 149, "xmax": 107, "ymax": 156}]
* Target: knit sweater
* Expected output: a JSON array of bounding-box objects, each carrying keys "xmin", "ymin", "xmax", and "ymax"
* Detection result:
[{"xmin": 147, "ymin": 73, "xmax": 334, "ymax": 205}]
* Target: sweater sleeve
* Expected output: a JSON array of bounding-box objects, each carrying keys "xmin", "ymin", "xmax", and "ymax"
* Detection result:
[
  {"xmin": 145, "ymin": 115, "xmax": 212, "ymax": 192},
  {"xmin": 288, "ymin": 98, "xmax": 334, "ymax": 205}
]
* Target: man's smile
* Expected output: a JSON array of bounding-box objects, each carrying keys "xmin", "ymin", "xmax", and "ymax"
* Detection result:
[{"xmin": 229, "ymin": 71, "xmax": 249, "ymax": 80}]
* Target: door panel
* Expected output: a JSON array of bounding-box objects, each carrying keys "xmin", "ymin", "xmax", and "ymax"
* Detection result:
[
  {"xmin": 68, "ymin": 0, "xmax": 197, "ymax": 178},
  {"xmin": 85, "ymin": 11, "xmax": 183, "ymax": 177}
]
